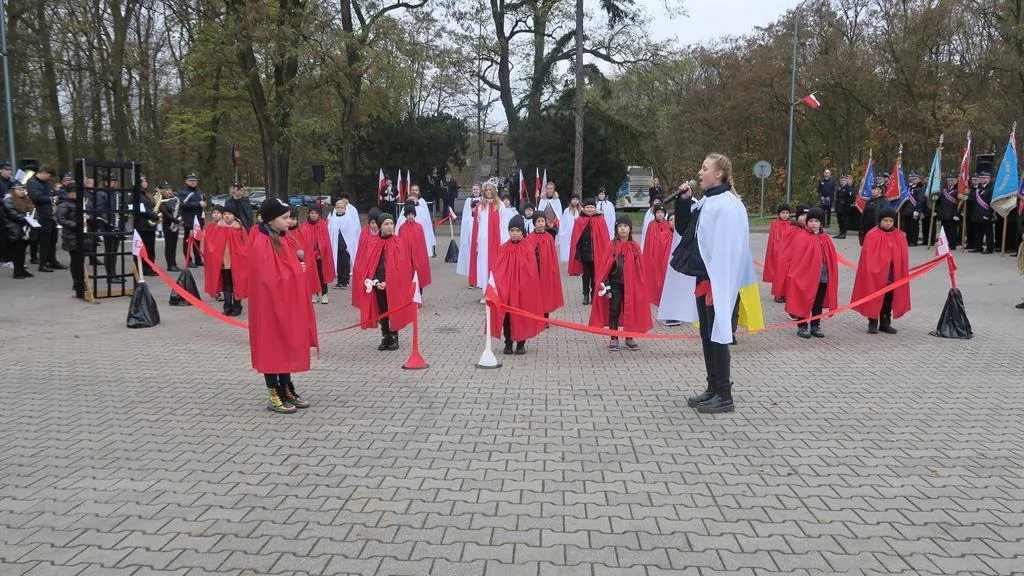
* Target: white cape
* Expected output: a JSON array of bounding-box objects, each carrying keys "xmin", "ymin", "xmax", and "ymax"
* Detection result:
[
  {"xmin": 556, "ymin": 206, "xmax": 582, "ymax": 262},
  {"xmin": 455, "ymin": 196, "xmax": 478, "ymax": 278},
  {"xmin": 328, "ymin": 205, "xmax": 360, "ymax": 272},
  {"xmin": 537, "ymin": 197, "xmax": 563, "ymax": 224},
  {"xmin": 470, "ymin": 201, "xmax": 514, "ymax": 291},
  {"xmin": 596, "ymin": 199, "xmax": 616, "ymax": 239},
  {"xmin": 656, "ymin": 231, "xmax": 694, "ymax": 321},
  {"xmin": 639, "ymin": 208, "xmax": 655, "ymax": 252},
  {"xmin": 395, "ymin": 198, "xmax": 436, "ymax": 255}
]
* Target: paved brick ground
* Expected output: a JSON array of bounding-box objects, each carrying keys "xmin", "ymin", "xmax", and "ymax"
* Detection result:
[{"xmin": 1, "ymin": 229, "xmax": 1022, "ymax": 576}]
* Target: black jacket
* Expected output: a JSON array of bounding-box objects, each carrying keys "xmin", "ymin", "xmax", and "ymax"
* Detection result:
[
  {"xmin": 93, "ymin": 187, "xmax": 119, "ymax": 231},
  {"xmin": 56, "ymin": 197, "xmax": 82, "ymax": 252},
  {"xmin": 1, "ymin": 195, "xmax": 29, "ymax": 242},
  {"xmin": 158, "ymin": 195, "xmax": 182, "ymax": 230},
  {"xmin": 934, "ymin": 185, "xmax": 961, "ymax": 221},
  {"xmin": 27, "ymin": 176, "xmax": 55, "ymax": 220},
  {"xmin": 671, "ymin": 184, "xmax": 732, "ymax": 280},
  {"xmin": 969, "ymin": 184, "xmax": 994, "ymax": 222},
  {"xmin": 835, "ymin": 184, "xmax": 855, "ymax": 211},
  {"xmin": 134, "ymin": 192, "xmax": 161, "ymax": 232},
  {"xmin": 223, "ymin": 196, "xmax": 254, "ymax": 230},
  {"xmin": 861, "ymin": 196, "xmax": 889, "ymax": 233},
  {"xmin": 177, "ymin": 185, "xmax": 205, "ymax": 225},
  {"xmin": 899, "ymin": 183, "xmax": 928, "ymax": 216},
  {"xmin": 817, "ymin": 177, "xmax": 836, "ymax": 204}
]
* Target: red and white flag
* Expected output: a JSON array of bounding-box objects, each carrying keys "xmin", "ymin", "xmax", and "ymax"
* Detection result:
[
  {"xmin": 131, "ymin": 230, "xmax": 146, "ymax": 258},
  {"xmin": 801, "ymin": 93, "xmax": 821, "ymax": 109},
  {"xmin": 449, "ymin": 206, "xmax": 457, "ymax": 221},
  {"xmin": 406, "ymin": 170, "xmax": 411, "ymax": 203},
  {"xmin": 397, "ymin": 169, "xmax": 404, "ymax": 203},
  {"xmin": 535, "ymin": 168, "xmax": 541, "ymax": 203},
  {"xmin": 191, "ymin": 215, "xmax": 204, "ymax": 241},
  {"xmin": 957, "ymin": 131, "xmax": 972, "ymax": 198},
  {"xmin": 377, "ymin": 169, "xmax": 386, "ymax": 207},
  {"xmin": 518, "ymin": 169, "xmax": 526, "ymax": 206},
  {"xmin": 935, "ymin": 226, "xmax": 950, "ymax": 257},
  {"xmin": 541, "ymin": 169, "xmax": 548, "ymax": 199}
]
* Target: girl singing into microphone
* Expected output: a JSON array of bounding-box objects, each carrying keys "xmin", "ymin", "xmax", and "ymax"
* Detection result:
[{"xmin": 247, "ymin": 198, "xmax": 318, "ymax": 413}]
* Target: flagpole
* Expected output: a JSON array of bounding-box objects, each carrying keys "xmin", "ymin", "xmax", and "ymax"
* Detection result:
[
  {"xmin": 1000, "ymin": 122, "xmax": 1016, "ymax": 256},
  {"xmin": 927, "ymin": 134, "xmax": 943, "ymax": 249},
  {"xmin": 784, "ymin": 6, "xmax": 800, "ymax": 205}
]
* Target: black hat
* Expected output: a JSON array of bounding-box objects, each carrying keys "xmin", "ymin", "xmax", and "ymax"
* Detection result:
[
  {"xmin": 403, "ymin": 205, "xmax": 417, "ymax": 217},
  {"xmin": 878, "ymin": 206, "xmax": 897, "ymax": 222},
  {"xmin": 367, "ymin": 207, "xmax": 382, "ymax": 224},
  {"xmin": 508, "ymin": 214, "xmax": 525, "ymax": 232},
  {"xmin": 597, "ymin": 187, "xmax": 607, "ymax": 195},
  {"xmin": 210, "ymin": 205, "xmax": 222, "ymax": 213},
  {"xmin": 139, "ymin": 174, "xmax": 147, "ymax": 181},
  {"xmin": 807, "ymin": 208, "xmax": 826, "ymax": 223},
  {"xmin": 0, "ymin": 162, "xmax": 10, "ymax": 169},
  {"xmin": 880, "ymin": 172, "xmax": 890, "ymax": 178},
  {"xmin": 653, "ymin": 204, "xmax": 666, "ymax": 214},
  {"xmin": 185, "ymin": 173, "xmax": 198, "ymax": 180},
  {"xmin": 376, "ymin": 211, "xmax": 395, "ymax": 228},
  {"xmin": 978, "ymin": 171, "xmax": 991, "ymax": 177},
  {"xmin": 908, "ymin": 171, "xmax": 920, "ymax": 178},
  {"xmin": 232, "ymin": 181, "xmax": 244, "ymax": 188},
  {"xmin": 220, "ymin": 203, "xmax": 235, "ymax": 215},
  {"xmin": 945, "ymin": 174, "xmax": 958, "ymax": 180},
  {"xmin": 159, "ymin": 181, "xmax": 173, "ymax": 190},
  {"xmin": 796, "ymin": 204, "xmax": 811, "ymax": 215},
  {"xmin": 522, "ymin": 203, "xmax": 535, "ymax": 212},
  {"xmin": 61, "ymin": 171, "xmax": 73, "ymax": 179},
  {"xmin": 614, "ymin": 215, "xmax": 632, "ymax": 229},
  {"xmin": 259, "ymin": 197, "xmax": 290, "ymax": 223},
  {"xmin": 776, "ymin": 203, "xmax": 792, "ymax": 214},
  {"xmin": 307, "ymin": 206, "xmax": 322, "ymax": 218},
  {"xmin": 583, "ymin": 197, "xmax": 597, "ymax": 207},
  {"xmin": 10, "ymin": 180, "xmax": 25, "ymax": 190}
]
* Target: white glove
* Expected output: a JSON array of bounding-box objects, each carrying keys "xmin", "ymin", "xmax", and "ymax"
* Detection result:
[
  {"xmin": 364, "ymin": 278, "xmax": 379, "ymax": 293},
  {"xmin": 597, "ymin": 283, "xmax": 611, "ymax": 297},
  {"xmin": 913, "ymin": 211, "xmax": 920, "ymax": 219},
  {"xmin": 953, "ymin": 216, "xmax": 960, "ymax": 222}
]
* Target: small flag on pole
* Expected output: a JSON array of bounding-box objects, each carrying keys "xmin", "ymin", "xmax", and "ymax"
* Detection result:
[
  {"xmin": 535, "ymin": 168, "xmax": 541, "ymax": 203},
  {"xmin": 377, "ymin": 169, "xmax": 386, "ymax": 207},
  {"xmin": 855, "ymin": 154, "xmax": 875, "ymax": 213},
  {"xmin": 518, "ymin": 169, "xmax": 526, "ymax": 206},
  {"xmin": 191, "ymin": 216, "xmax": 204, "ymax": 241},
  {"xmin": 957, "ymin": 131, "xmax": 972, "ymax": 198},
  {"xmin": 406, "ymin": 170, "xmax": 412, "ymax": 204},
  {"xmin": 885, "ymin": 147, "xmax": 907, "ymax": 204},
  {"xmin": 800, "ymin": 93, "xmax": 821, "ymax": 109},
  {"xmin": 131, "ymin": 230, "xmax": 146, "ymax": 258},
  {"xmin": 935, "ymin": 225, "xmax": 951, "ymax": 257}
]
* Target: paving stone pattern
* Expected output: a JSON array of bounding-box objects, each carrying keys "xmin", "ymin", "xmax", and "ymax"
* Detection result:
[{"xmin": 1, "ymin": 230, "xmax": 1023, "ymax": 576}]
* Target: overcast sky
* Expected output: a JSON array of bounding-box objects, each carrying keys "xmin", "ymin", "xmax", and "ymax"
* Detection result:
[{"xmin": 645, "ymin": 0, "xmax": 799, "ymax": 44}]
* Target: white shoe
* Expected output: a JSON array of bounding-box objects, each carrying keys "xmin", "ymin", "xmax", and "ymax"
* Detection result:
[
  {"xmin": 312, "ymin": 294, "xmax": 320, "ymax": 304},
  {"xmin": 320, "ymin": 294, "xmax": 329, "ymax": 304},
  {"xmin": 1, "ymin": 262, "xmax": 12, "ymax": 269}
]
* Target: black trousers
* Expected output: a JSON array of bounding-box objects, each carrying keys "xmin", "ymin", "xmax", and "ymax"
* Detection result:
[
  {"xmin": 37, "ymin": 219, "xmax": 56, "ymax": 267},
  {"xmin": 164, "ymin": 229, "xmax": 179, "ymax": 268},
  {"xmin": 69, "ymin": 249, "xmax": 84, "ymax": 292},
  {"xmin": 696, "ymin": 290, "xmax": 731, "ymax": 390},
  {"xmin": 139, "ymin": 230, "xmax": 156, "ymax": 274},
  {"xmin": 608, "ymin": 283, "xmax": 624, "ymax": 332},
  {"xmin": 580, "ymin": 260, "xmax": 595, "ymax": 296},
  {"xmin": 965, "ymin": 220, "xmax": 978, "ymax": 249},
  {"xmin": 29, "ymin": 227, "xmax": 39, "ymax": 261},
  {"xmin": 264, "ymin": 373, "xmax": 293, "ymax": 389},
  {"xmin": 376, "ymin": 288, "xmax": 392, "ymax": 336},
  {"xmin": 819, "ymin": 204, "xmax": 832, "ymax": 228},
  {"xmin": 502, "ymin": 313, "xmax": 525, "ymax": 346},
  {"xmin": 970, "ymin": 220, "xmax": 995, "ymax": 251},
  {"xmin": 183, "ymin": 226, "xmax": 203, "ymax": 264},
  {"xmin": 103, "ymin": 233, "xmax": 121, "ymax": 279},
  {"xmin": 336, "ymin": 238, "xmax": 350, "ymax": 286},
  {"xmin": 316, "ymin": 259, "xmax": 327, "ymax": 294},
  {"xmin": 797, "ymin": 282, "xmax": 827, "ymax": 328},
  {"xmin": 902, "ymin": 215, "xmax": 922, "ymax": 246},
  {"xmin": 9, "ymin": 238, "xmax": 26, "ymax": 275},
  {"xmin": 879, "ymin": 291, "xmax": 893, "ymax": 320},
  {"xmin": 835, "ymin": 209, "xmax": 848, "ymax": 234},
  {"xmin": 0, "ymin": 227, "xmax": 9, "ymax": 262}
]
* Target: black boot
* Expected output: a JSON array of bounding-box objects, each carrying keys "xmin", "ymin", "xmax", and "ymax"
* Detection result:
[
  {"xmin": 810, "ymin": 324, "xmax": 824, "ymax": 338},
  {"xmin": 868, "ymin": 319, "xmax": 879, "ymax": 334},
  {"xmin": 688, "ymin": 340, "xmax": 717, "ymax": 407},
  {"xmin": 222, "ymin": 290, "xmax": 235, "ymax": 315},
  {"xmin": 231, "ymin": 301, "xmax": 243, "ymax": 317},
  {"xmin": 503, "ymin": 341, "xmax": 514, "ymax": 355},
  {"xmin": 378, "ymin": 329, "xmax": 390, "ymax": 351},
  {"xmin": 697, "ymin": 343, "xmax": 734, "ymax": 414},
  {"xmin": 797, "ymin": 325, "xmax": 811, "ymax": 338},
  {"xmin": 879, "ymin": 315, "xmax": 898, "ymax": 334},
  {"xmin": 386, "ymin": 332, "xmax": 400, "ymax": 351},
  {"xmin": 515, "ymin": 341, "xmax": 526, "ymax": 355}
]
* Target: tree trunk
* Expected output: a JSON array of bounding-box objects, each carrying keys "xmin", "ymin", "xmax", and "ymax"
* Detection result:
[
  {"xmin": 572, "ymin": 0, "xmax": 584, "ymax": 197},
  {"xmin": 35, "ymin": 1, "xmax": 69, "ymax": 170}
]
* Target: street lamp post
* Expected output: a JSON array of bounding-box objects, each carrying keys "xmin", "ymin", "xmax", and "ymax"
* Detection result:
[
  {"xmin": 0, "ymin": 0, "xmax": 16, "ymax": 165},
  {"xmin": 784, "ymin": 5, "xmax": 800, "ymax": 206}
]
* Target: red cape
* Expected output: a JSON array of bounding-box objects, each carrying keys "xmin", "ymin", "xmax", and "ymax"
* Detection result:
[
  {"xmin": 783, "ymin": 229, "xmax": 839, "ymax": 318},
  {"xmin": 762, "ymin": 218, "xmax": 790, "ymax": 284},
  {"xmin": 398, "ymin": 219, "xmax": 432, "ymax": 288},
  {"xmin": 202, "ymin": 223, "xmax": 250, "ymax": 299},
  {"xmin": 568, "ymin": 215, "xmax": 611, "ymax": 276},
  {"xmin": 299, "ymin": 219, "xmax": 337, "ymax": 293},
  {"xmin": 771, "ymin": 223, "xmax": 802, "ymax": 298},
  {"xmin": 642, "ymin": 219, "xmax": 673, "ymax": 305},
  {"xmin": 527, "ymin": 230, "xmax": 563, "ymax": 314},
  {"xmin": 852, "ymin": 226, "xmax": 911, "ymax": 319},
  {"xmin": 490, "ymin": 239, "xmax": 545, "ymax": 341},
  {"xmin": 469, "ymin": 201, "xmax": 501, "ymax": 287},
  {"xmin": 247, "ymin": 229, "xmax": 318, "ymax": 374},
  {"xmin": 589, "ymin": 240, "xmax": 652, "ymax": 333},
  {"xmin": 352, "ymin": 233, "xmax": 415, "ymax": 331},
  {"xmin": 353, "ymin": 226, "xmax": 377, "ymax": 309}
]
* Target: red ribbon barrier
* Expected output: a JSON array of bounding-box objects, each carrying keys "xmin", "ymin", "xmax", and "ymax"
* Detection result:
[
  {"xmin": 433, "ymin": 215, "xmax": 453, "ymax": 228},
  {"xmin": 488, "ymin": 254, "xmax": 949, "ymax": 340}
]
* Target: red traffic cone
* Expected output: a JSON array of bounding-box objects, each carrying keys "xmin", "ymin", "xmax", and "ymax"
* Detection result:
[{"xmin": 402, "ymin": 307, "xmax": 429, "ymax": 370}]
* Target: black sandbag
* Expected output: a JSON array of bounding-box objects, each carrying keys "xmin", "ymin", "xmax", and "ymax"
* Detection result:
[
  {"xmin": 930, "ymin": 288, "xmax": 972, "ymax": 339},
  {"xmin": 127, "ymin": 282, "xmax": 161, "ymax": 328},
  {"xmin": 169, "ymin": 268, "xmax": 202, "ymax": 306},
  {"xmin": 444, "ymin": 239, "xmax": 459, "ymax": 263}
]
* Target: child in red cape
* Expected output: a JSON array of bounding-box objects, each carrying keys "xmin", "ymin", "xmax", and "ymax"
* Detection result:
[
  {"xmin": 642, "ymin": 204, "xmax": 673, "ymax": 305},
  {"xmin": 569, "ymin": 198, "xmax": 612, "ymax": 305},
  {"xmin": 491, "ymin": 215, "xmax": 545, "ymax": 355},
  {"xmin": 299, "ymin": 206, "xmax": 336, "ymax": 304},
  {"xmin": 783, "ymin": 208, "xmax": 838, "ymax": 338},
  {"xmin": 352, "ymin": 207, "xmax": 381, "ymax": 312},
  {"xmin": 852, "ymin": 206, "xmax": 910, "ymax": 334},
  {"xmin": 397, "ymin": 202, "xmax": 432, "ymax": 291},
  {"xmin": 352, "ymin": 211, "xmax": 415, "ymax": 351},
  {"xmin": 202, "ymin": 204, "xmax": 249, "ymax": 316},
  {"xmin": 526, "ymin": 212, "xmax": 563, "ymax": 320},
  {"xmin": 762, "ymin": 203, "xmax": 791, "ymax": 300},
  {"xmin": 247, "ymin": 198, "xmax": 318, "ymax": 414},
  {"xmin": 590, "ymin": 216, "xmax": 652, "ymax": 351},
  {"xmin": 771, "ymin": 204, "xmax": 809, "ymax": 303}
]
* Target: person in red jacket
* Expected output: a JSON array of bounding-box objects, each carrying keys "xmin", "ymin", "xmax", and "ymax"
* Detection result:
[
  {"xmin": 526, "ymin": 211, "xmax": 563, "ymax": 321},
  {"xmin": 397, "ymin": 202, "xmax": 432, "ymax": 292},
  {"xmin": 491, "ymin": 215, "xmax": 545, "ymax": 355},
  {"xmin": 569, "ymin": 198, "xmax": 612, "ymax": 305},
  {"xmin": 352, "ymin": 211, "xmax": 415, "ymax": 351},
  {"xmin": 642, "ymin": 204, "xmax": 673, "ymax": 305},
  {"xmin": 203, "ymin": 203, "xmax": 249, "ymax": 316},
  {"xmin": 590, "ymin": 216, "xmax": 652, "ymax": 351},
  {"xmin": 762, "ymin": 203, "xmax": 791, "ymax": 302},
  {"xmin": 852, "ymin": 206, "xmax": 910, "ymax": 334},
  {"xmin": 783, "ymin": 208, "xmax": 838, "ymax": 338},
  {"xmin": 247, "ymin": 198, "xmax": 318, "ymax": 414},
  {"xmin": 299, "ymin": 207, "xmax": 336, "ymax": 304},
  {"xmin": 770, "ymin": 204, "xmax": 808, "ymax": 303}
]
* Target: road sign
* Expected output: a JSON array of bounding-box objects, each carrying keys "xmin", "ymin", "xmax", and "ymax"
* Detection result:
[
  {"xmin": 753, "ymin": 160, "xmax": 772, "ymax": 180},
  {"xmin": 232, "ymin": 144, "xmax": 241, "ymax": 167}
]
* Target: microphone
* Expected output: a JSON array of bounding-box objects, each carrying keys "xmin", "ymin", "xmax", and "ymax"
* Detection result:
[
  {"xmin": 296, "ymin": 249, "xmax": 304, "ymax": 262},
  {"xmin": 661, "ymin": 180, "xmax": 698, "ymax": 205}
]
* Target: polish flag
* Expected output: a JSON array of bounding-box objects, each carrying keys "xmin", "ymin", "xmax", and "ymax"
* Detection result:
[
  {"xmin": 519, "ymin": 169, "xmax": 526, "ymax": 206},
  {"xmin": 191, "ymin": 216, "xmax": 204, "ymax": 241},
  {"xmin": 377, "ymin": 169, "xmax": 386, "ymax": 207},
  {"xmin": 535, "ymin": 168, "xmax": 541, "ymax": 203},
  {"xmin": 131, "ymin": 230, "xmax": 146, "ymax": 258},
  {"xmin": 801, "ymin": 93, "xmax": 821, "ymax": 109}
]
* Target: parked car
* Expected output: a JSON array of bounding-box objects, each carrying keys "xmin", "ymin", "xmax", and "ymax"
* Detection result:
[
  {"xmin": 211, "ymin": 194, "xmax": 229, "ymax": 208},
  {"xmin": 247, "ymin": 188, "xmax": 266, "ymax": 208}
]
